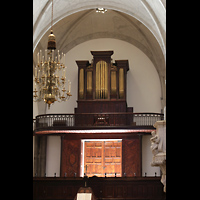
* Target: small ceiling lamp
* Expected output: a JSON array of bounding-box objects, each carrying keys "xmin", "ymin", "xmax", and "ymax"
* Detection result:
[
  {"xmin": 33, "ymin": 0, "xmax": 72, "ymax": 109},
  {"xmin": 96, "ymin": 8, "xmax": 107, "ymax": 13}
]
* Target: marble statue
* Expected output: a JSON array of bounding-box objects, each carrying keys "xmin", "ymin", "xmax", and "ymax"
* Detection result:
[{"xmin": 150, "ymin": 120, "xmax": 166, "ymax": 192}]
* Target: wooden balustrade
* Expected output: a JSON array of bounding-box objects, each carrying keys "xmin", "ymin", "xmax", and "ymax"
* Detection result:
[
  {"xmin": 33, "ymin": 177, "xmax": 166, "ymax": 200},
  {"xmin": 33, "ymin": 113, "xmax": 163, "ymax": 132}
]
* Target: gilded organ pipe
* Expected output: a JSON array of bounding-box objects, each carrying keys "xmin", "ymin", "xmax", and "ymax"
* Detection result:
[
  {"xmin": 119, "ymin": 68, "xmax": 124, "ymax": 98},
  {"xmin": 95, "ymin": 61, "xmax": 108, "ymax": 99},
  {"xmin": 79, "ymin": 68, "xmax": 84, "ymax": 99}
]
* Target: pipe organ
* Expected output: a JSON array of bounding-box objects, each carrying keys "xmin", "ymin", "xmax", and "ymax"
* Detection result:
[
  {"xmin": 76, "ymin": 51, "xmax": 129, "ymax": 102},
  {"xmin": 75, "ymin": 51, "xmax": 132, "ymax": 124}
]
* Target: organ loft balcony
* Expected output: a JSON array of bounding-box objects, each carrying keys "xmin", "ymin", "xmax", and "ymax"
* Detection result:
[
  {"xmin": 33, "ymin": 51, "xmax": 164, "ymax": 136},
  {"xmin": 33, "ymin": 112, "xmax": 164, "ymax": 135}
]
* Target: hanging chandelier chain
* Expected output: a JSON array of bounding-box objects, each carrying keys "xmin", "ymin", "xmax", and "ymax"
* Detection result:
[{"xmin": 51, "ymin": 0, "xmax": 53, "ymax": 30}]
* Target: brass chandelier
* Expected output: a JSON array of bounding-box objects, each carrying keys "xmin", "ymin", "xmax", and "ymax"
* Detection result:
[{"xmin": 33, "ymin": 0, "xmax": 72, "ymax": 109}]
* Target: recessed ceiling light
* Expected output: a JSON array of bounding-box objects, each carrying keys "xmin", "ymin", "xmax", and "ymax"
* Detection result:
[{"xmin": 96, "ymin": 8, "xmax": 107, "ymax": 13}]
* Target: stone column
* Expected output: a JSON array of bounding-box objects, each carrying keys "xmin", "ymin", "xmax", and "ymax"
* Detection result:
[{"xmin": 150, "ymin": 120, "xmax": 166, "ymax": 192}]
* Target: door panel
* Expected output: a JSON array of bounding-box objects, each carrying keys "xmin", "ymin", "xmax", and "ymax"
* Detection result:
[{"xmin": 84, "ymin": 140, "xmax": 122, "ymax": 177}]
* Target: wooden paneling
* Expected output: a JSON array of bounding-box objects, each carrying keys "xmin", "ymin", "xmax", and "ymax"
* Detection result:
[
  {"xmin": 33, "ymin": 177, "xmax": 81, "ymax": 200},
  {"xmin": 122, "ymin": 138, "xmax": 142, "ymax": 177},
  {"xmin": 75, "ymin": 100, "xmax": 133, "ymax": 126},
  {"xmin": 75, "ymin": 100, "xmax": 127, "ymax": 113},
  {"xmin": 84, "ymin": 141, "xmax": 104, "ymax": 177},
  {"xmin": 84, "ymin": 140, "xmax": 122, "ymax": 177},
  {"xmin": 33, "ymin": 177, "xmax": 166, "ymax": 200},
  {"xmin": 104, "ymin": 141, "xmax": 122, "ymax": 177},
  {"xmin": 61, "ymin": 138, "xmax": 81, "ymax": 177},
  {"xmin": 60, "ymin": 138, "xmax": 141, "ymax": 178}
]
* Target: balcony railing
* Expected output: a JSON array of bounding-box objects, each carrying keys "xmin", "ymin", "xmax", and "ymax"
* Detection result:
[{"xmin": 33, "ymin": 112, "xmax": 164, "ymax": 131}]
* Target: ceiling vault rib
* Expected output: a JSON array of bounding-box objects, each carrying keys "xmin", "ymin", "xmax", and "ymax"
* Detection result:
[
  {"xmin": 141, "ymin": 0, "xmax": 166, "ymax": 61},
  {"xmin": 58, "ymin": 10, "xmax": 94, "ymax": 52},
  {"xmin": 33, "ymin": 0, "xmax": 52, "ymax": 36}
]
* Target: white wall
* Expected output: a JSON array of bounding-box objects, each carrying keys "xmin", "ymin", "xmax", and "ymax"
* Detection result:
[
  {"xmin": 46, "ymin": 136, "xmax": 61, "ymax": 177},
  {"xmin": 142, "ymin": 135, "xmax": 160, "ymax": 176},
  {"xmin": 44, "ymin": 38, "xmax": 161, "ymax": 114}
]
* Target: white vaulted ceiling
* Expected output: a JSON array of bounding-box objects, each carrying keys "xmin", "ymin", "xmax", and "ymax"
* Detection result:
[
  {"xmin": 33, "ymin": 0, "xmax": 165, "ymax": 56},
  {"xmin": 33, "ymin": 0, "xmax": 166, "ymax": 109}
]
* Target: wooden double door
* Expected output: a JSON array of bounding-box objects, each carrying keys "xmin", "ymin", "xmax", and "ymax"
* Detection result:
[{"xmin": 84, "ymin": 140, "xmax": 122, "ymax": 177}]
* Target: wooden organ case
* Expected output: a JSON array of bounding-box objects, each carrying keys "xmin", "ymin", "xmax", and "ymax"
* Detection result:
[{"xmin": 75, "ymin": 51, "xmax": 133, "ymax": 126}]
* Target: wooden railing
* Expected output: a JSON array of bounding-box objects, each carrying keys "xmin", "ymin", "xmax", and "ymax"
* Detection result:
[
  {"xmin": 33, "ymin": 112, "xmax": 164, "ymax": 131},
  {"xmin": 33, "ymin": 177, "xmax": 166, "ymax": 200},
  {"xmin": 132, "ymin": 113, "xmax": 164, "ymax": 126}
]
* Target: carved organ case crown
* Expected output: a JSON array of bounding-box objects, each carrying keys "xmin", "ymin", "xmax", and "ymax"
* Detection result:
[{"xmin": 76, "ymin": 51, "xmax": 129, "ymax": 101}]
